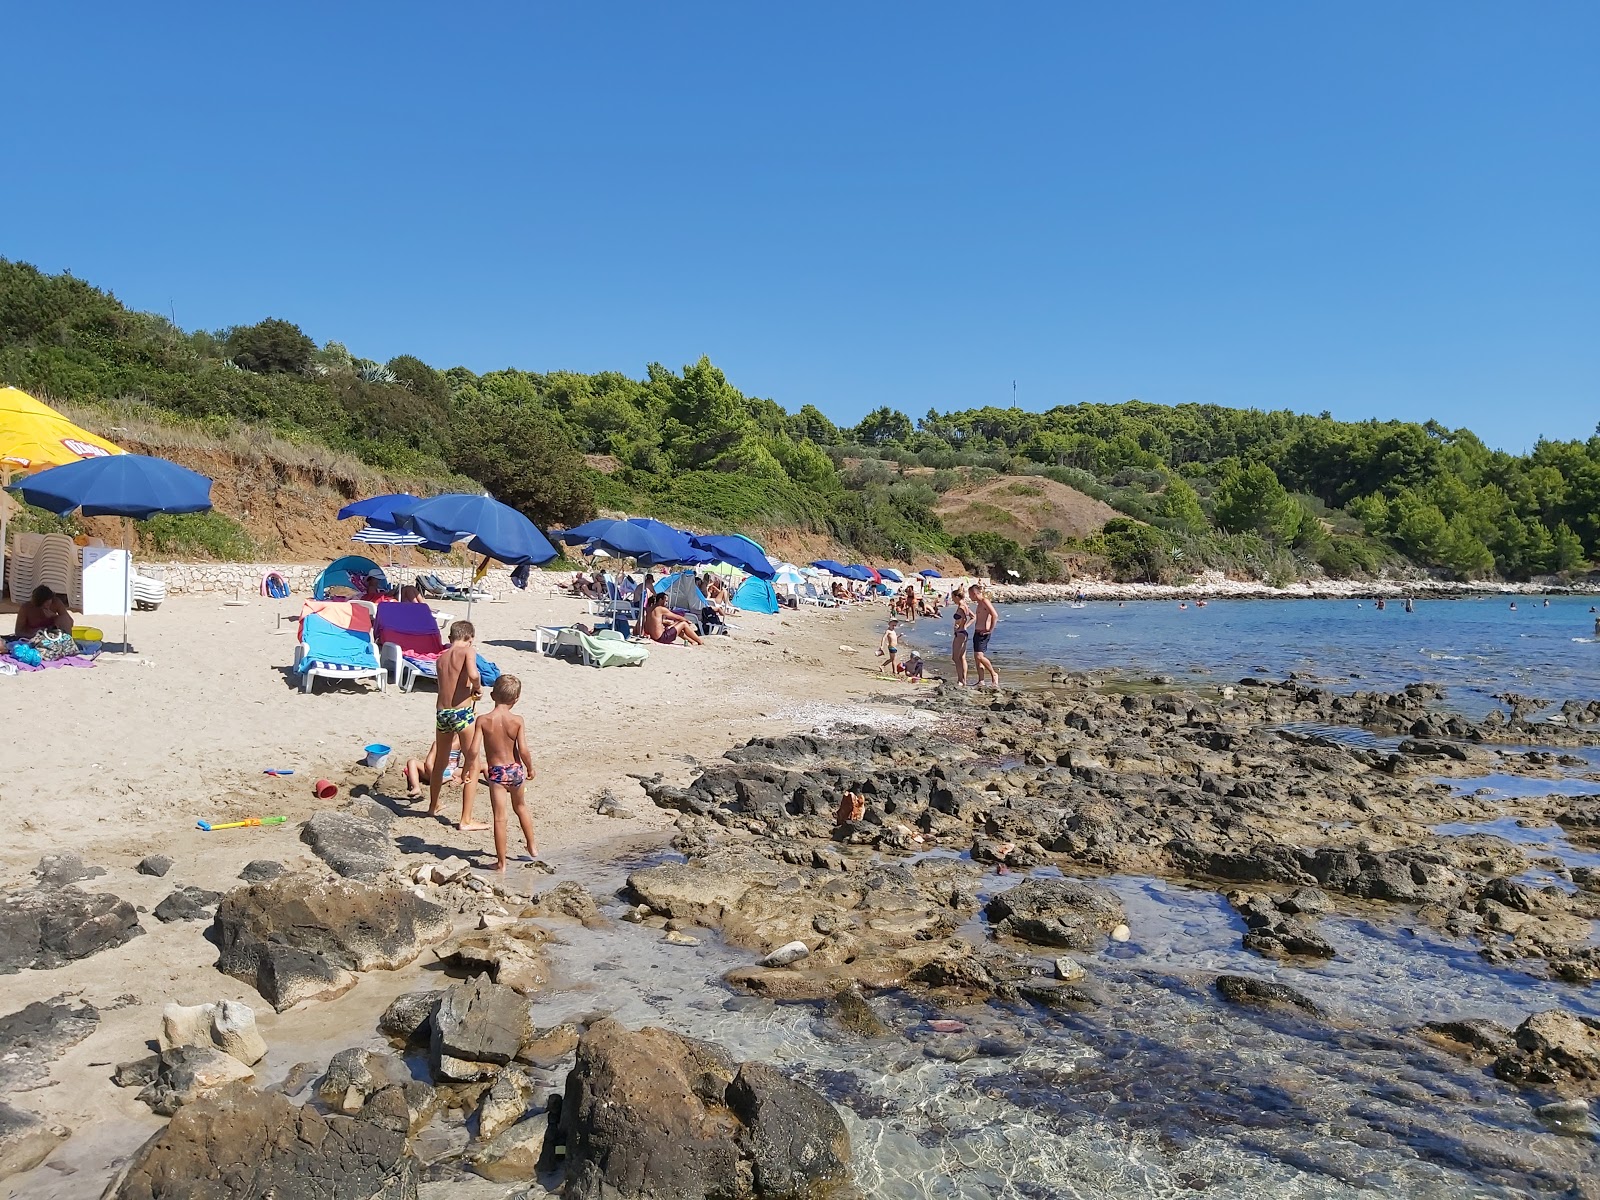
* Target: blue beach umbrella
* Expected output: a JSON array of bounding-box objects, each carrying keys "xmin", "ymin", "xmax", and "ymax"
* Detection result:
[
  {"xmin": 919, "ymin": 569, "xmax": 943, "ymax": 578},
  {"xmin": 692, "ymin": 533, "xmax": 776, "ymax": 579},
  {"xmin": 400, "ymin": 494, "xmax": 557, "ymax": 566},
  {"xmin": 877, "ymin": 567, "xmax": 905, "ymax": 583},
  {"xmin": 812, "ymin": 559, "xmax": 852, "ymax": 577},
  {"xmin": 8, "ymin": 453, "xmax": 214, "ymax": 652},
  {"xmin": 629, "ymin": 518, "xmax": 715, "ymax": 565},
  {"xmin": 336, "ymin": 493, "xmax": 419, "ymax": 527},
  {"xmin": 564, "ymin": 518, "xmax": 683, "ymax": 565}
]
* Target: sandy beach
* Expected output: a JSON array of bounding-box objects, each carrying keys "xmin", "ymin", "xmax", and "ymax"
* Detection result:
[{"xmin": 0, "ymin": 582, "xmax": 905, "ymax": 1199}]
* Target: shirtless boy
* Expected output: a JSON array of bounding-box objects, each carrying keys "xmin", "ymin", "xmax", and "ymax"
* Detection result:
[
  {"xmin": 879, "ymin": 619, "xmax": 900, "ymax": 673},
  {"xmin": 971, "ymin": 584, "xmax": 1000, "ymax": 688},
  {"xmin": 428, "ymin": 621, "xmax": 487, "ymax": 830},
  {"xmin": 474, "ymin": 675, "xmax": 539, "ymax": 872}
]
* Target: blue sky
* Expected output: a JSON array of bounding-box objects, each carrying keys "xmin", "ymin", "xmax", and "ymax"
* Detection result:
[{"xmin": 6, "ymin": 3, "xmax": 1595, "ymax": 451}]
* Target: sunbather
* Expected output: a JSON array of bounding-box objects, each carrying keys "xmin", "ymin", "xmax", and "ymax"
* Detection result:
[
  {"xmin": 14, "ymin": 585, "xmax": 73, "ymax": 638},
  {"xmin": 641, "ymin": 593, "xmax": 703, "ymax": 645}
]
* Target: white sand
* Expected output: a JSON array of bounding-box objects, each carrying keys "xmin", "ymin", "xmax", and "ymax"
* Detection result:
[{"xmin": 0, "ymin": 583, "xmax": 906, "ymax": 1199}]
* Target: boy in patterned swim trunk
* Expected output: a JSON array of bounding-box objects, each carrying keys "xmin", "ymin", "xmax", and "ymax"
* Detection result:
[
  {"xmin": 428, "ymin": 621, "xmax": 486, "ymax": 830},
  {"xmin": 475, "ymin": 675, "xmax": 538, "ymax": 873}
]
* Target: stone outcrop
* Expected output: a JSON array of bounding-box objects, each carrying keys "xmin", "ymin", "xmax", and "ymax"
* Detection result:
[
  {"xmin": 0, "ymin": 884, "xmax": 142, "ymax": 974},
  {"xmin": 1493, "ymin": 1010, "xmax": 1600, "ymax": 1097},
  {"xmin": 212, "ymin": 874, "xmax": 448, "ymax": 1011},
  {"xmin": 983, "ymin": 877, "xmax": 1125, "ymax": 950},
  {"xmin": 430, "ymin": 976, "xmax": 531, "ymax": 1083},
  {"xmin": 0, "ymin": 1102, "xmax": 68, "ymax": 1181},
  {"xmin": 110, "ymin": 1083, "xmax": 419, "ymax": 1199},
  {"xmin": 556, "ymin": 1018, "xmax": 850, "ymax": 1200},
  {"xmin": 160, "ymin": 1000, "xmax": 267, "ymax": 1065},
  {"xmin": 300, "ymin": 807, "xmax": 397, "ymax": 881}
]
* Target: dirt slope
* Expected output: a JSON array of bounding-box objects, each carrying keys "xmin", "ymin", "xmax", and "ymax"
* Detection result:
[{"xmin": 934, "ymin": 475, "xmax": 1117, "ymax": 544}]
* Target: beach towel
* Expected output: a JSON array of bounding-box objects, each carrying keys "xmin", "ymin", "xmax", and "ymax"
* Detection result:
[
  {"xmin": 373, "ymin": 602, "xmax": 446, "ymax": 659},
  {"xmin": 297, "ymin": 601, "xmax": 380, "ymax": 672},
  {"xmin": 576, "ymin": 629, "xmax": 649, "ymax": 668},
  {"xmin": 1, "ymin": 652, "xmax": 96, "ymax": 673}
]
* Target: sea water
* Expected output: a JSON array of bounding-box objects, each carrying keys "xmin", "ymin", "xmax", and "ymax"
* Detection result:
[{"xmin": 912, "ymin": 595, "xmax": 1600, "ymax": 715}]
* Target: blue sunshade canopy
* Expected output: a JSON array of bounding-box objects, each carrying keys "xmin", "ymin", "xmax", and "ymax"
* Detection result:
[
  {"xmin": 919, "ymin": 569, "xmax": 943, "ymax": 578},
  {"xmin": 337, "ymin": 493, "xmax": 419, "ymax": 526},
  {"xmin": 7, "ymin": 453, "xmax": 213, "ymax": 519},
  {"xmin": 399, "ymin": 493, "xmax": 557, "ymax": 565},
  {"xmin": 691, "ymin": 533, "xmax": 775, "ymax": 579}
]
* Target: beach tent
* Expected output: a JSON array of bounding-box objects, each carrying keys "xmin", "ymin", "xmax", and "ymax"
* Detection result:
[
  {"xmin": 654, "ymin": 570, "xmax": 706, "ymax": 614},
  {"xmin": 0, "ymin": 387, "xmax": 125, "ymax": 599},
  {"xmin": 315, "ymin": 555, "xmax": 385, "ymax": 600},
  {"xmin": 731, "ymin": 575, "xmax": 779, "ymax": 614}
]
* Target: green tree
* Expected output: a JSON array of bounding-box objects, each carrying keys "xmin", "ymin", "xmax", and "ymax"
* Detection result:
[
  {"xmin": 387, "ymin": 354, "xmax": 450, "ymax": 406},
  {"xmin": 1552, "ymin": 522, "xmax": 1587, "ymax": 572},
  {"xmin": 448, "ymin": 401, "xmax": 596, "ymax": 529},
  {"xmin": 851, "ymin": 406, "xmax": 914, "ymax": 447},
  {"xmin": 1213, "ymin": 463, "xmax": 1300, "ymax": 541},
  {"xmin": 1155, "ymin": 477, "xmax": 1207, "ymax": 534},
  {"xmin": 225, "ymin": 318, "xmax": 315, "ymax": 375},
  {"xmin": 791, "ymin": 403, "xmax": 840, "ymax": 445}
]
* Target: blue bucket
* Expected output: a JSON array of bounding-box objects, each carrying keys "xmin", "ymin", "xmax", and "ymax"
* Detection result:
[{"xmin": 363, "ymin": 743, "xmax": 392, "ymax": 769}]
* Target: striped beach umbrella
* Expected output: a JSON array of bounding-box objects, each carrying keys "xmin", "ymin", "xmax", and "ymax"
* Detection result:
[{"xmin": 352, "ymin": 523, "xmax": 427, "ymax": 546}]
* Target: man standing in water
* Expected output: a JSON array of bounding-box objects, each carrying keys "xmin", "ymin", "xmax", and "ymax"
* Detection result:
[
  {"xmin": 971, "ymin": 583, "xmax": 1000, "ymax": 688},
  {"xmin": 428, "ymin": 621, "xmax": 487, "ymax": 831}
]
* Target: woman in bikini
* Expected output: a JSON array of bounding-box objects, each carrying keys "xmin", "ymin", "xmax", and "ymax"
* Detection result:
[{"xmin": 950, "ymin": 586, "xmax": 972, "ymax": 687}]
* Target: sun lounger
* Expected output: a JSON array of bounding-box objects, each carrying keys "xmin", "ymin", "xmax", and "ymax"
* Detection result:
[
  {"xmin": 293, "ymin": 600, "xmax": 385, "ymax": 693},
  {"xmin": 374, "ymin": 602, "xmax": 447, "ymax": 690},
  {"xmin": 417, "ymin": 572, "xmax": 492, "ymax": 603}
]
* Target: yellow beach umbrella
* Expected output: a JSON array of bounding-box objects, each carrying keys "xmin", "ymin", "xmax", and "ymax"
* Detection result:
[
  {"xmin": 0, "ymin": 386, "xmax": 123, "ymax": 472},
  {"xmin": 0, "ymin": 386, "xmax": 124, "ymax": 601}
]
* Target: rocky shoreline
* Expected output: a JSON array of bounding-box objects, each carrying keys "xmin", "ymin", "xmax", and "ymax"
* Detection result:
[{"xmin": 3, "ymin": 675, "xmax": 1600, "ymax": 1196}]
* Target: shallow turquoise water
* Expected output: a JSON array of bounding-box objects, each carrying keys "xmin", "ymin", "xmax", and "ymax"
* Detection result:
[{"xmin": 916, "ymin": 595, "xmax": 1600, "ymax": 713}]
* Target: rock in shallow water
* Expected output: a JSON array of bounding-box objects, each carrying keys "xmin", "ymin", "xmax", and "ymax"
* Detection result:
[
  {"xmin": 1493, "ymin": 1010, "xmax": 1600, "ymax": 1097},
  {"xmin": 984, "ymin": 877, "xmax": 1126, "ymax": 950},
  {"xmin": 556, "ymin": 1018, "xmax": 850, "ymax": 1200},
  {"xmin": 1214, "ymin": 974, "xmax": 1321, "ymax": 1015}
]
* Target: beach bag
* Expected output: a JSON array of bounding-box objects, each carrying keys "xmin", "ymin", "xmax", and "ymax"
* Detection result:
[
  {"xmin": 262, "ymin": 572, "xmax": 290, "ymax": 599},
  {"xmin": 30, "ymin": 629, "xmax": 78, "ymax": 661}
]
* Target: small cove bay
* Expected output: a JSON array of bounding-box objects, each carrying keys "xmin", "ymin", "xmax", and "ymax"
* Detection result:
[{"xmin": 957, "ymin": 595, "xmax": 1600, "ymax": 713}]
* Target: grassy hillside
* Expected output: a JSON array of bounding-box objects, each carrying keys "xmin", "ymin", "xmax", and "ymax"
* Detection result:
[{"xmin": 3, "ymin": 258, "xmax": 1596, "ymax": 583}]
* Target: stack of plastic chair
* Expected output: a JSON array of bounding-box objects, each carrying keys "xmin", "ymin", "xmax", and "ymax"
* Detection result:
[
  {"xmin": 6, "ymin": 532, "xmax": 43, "ymax": 600},
  {"xmin": 33, "ymin": 534, "xmax": 79, "ymax": 608},
  {"xmin": 131, "ymin": 573, "xmax": 167, "ymax": 611}
]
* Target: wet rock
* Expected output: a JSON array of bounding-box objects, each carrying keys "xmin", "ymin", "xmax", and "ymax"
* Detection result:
[
  {"xmin": 984, "ymin": 877, "xmax": 1126, "ymax": 950},
  {"xmin": 238, "ymin": 860, "xmax": 285, "ymax": 883},
  {"xmin": 1534, "ymin": 1098, "xmax": 1592, "ymax": 1131},
  {"xmin": 137, "ymin": 1045, "xmax": 255, "ymax": 1115},
  {"xmin": 1423, "ymin": 1017, "xmax": 1516, "ymax": 1059},
  {"xmin": 32, "ymin": 852, "xmax": 105, "ymax": 887},
  {"xmin": 0, "ymin": 995, "xmax": 100, "ymax": 1089},
  {"xmin": 759, "ymin": 940, "xmax": 811, "ymax": 968},
  {"xmin": 442, "ymin": 924, "xmax": 552, "ymax": 994},
  {"xmin": 518, "ymin": 1022, "xmax": 581, "ymax": 1068},
  {"xmin": 152, "ymin": 886, "xmax": 223, "ymax": 923},
  {"xmin": 213, "ymin": 874, "xmax": 449, "ymax": 1011},
  {"xmin": 464, "ymin": 1115, "xmax": 547, "ymax": 1183},
  {"xmin": 352, "ymin": 1080, "xmax": 437, "ymax": 1138},
  {"xmin": 664, "ymin": 930, "xmax": 700, "ymax": 946},
  {"xmin": 160, "ymin": 999, "xmax": 267, "ymax": 1066},
  {"xmin": 727, "ymin": 1060, "xmax": 852, "ymax": 1198},
  {"xmin": 318, "ymin": 1048, "xmax": 413, "ymax": 1114},
  {"xmin": 523, "ymin": 881, "xmax": 604, "ymax": 926},
  {"xmin": 137, "ymin": 856, "xmax": 173, "ymax": 878},
  {"xmin": 558, "ymin": 1018, "xmax": 849, "ymax": 1200},
  {"xmin": 0, "ymin": 884, "xmax": 142, "ymax": 974},
  {"xmin": 1215, "ymin": 974, "xmax": 1321, "ymax": 1015},
  {"xmin": 1228, "ymin": 891, "xmax": 1336, "ymax": 960},
  {"xmin": 833, "ymin": 984, "xmax": 891, "ymax": 1038},
  {"xmin": 300, "ymin": 808, "xmax": 398, "ymax": 881},
  {"xmin": 378, "ymin": 990, "xmax": 443, "ymax": 1048},
  {"xmin": 476, "ymin": 1067, "xmax": 539, "ymax": 1141},
  {"xmin": 430, "ymin": 976, "xmax": 531, "ymax": 1083},
  {"xmin": 1053, "ymin": 956, "xmax": 1087, "ymax": 982},
  {"xmin": 109, "ymin": 1083, "xmax": 418, "ymax": 1199},
  {"xmin": 0, "ymin": 1101, "xmax": 68, "ymax": 1181},
  {"xmin": 1493, "ymin": 1010, "xmax": 1600, "ymax": 1097}
]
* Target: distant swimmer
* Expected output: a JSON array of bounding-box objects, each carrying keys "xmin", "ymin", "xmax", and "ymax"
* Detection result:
[
  {"xmin": 1178, "ymin": 602, "xmax": 1188, "ymax": 610},
  {"xmin": 1196, "ymin": 600, "xmax": 1207, "ymax": 608},
  {"xmin": 1376, "ymin": 598, "xmax": 1386, "ymax": 611},
  {"xmin": 1510, "ymin": 602, "xmax": 1518, "ymax": 611},
  {"xmin": 1543, "ymin": 599, "xmax": 1551, "ymax": 607},
  {"xmin": 1404, "ymin": 598, "xmax": 1414, "ymax": 613}
]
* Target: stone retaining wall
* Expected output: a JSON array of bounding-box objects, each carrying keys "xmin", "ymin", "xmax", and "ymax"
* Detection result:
[{"xmin": 138, "ymin": 562, "xmax": 323, "ymax": 596}]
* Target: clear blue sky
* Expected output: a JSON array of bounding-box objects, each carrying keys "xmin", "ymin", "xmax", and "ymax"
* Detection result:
[{"xmin": 6, "ymin": 3, "xmax": 1596, "ymax": 452}]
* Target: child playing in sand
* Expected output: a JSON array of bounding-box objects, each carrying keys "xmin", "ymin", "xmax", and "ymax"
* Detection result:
[
  {"xmin": 429, "ymin": 621, "xmax": 486, "ymax": 830},
  {"xmin": 474, "ymin": 675, "xmax": 539, "ymax": 873},
  {"xmin": 402, "ymin": 733, "xmax": 484, "ymax": 799}
]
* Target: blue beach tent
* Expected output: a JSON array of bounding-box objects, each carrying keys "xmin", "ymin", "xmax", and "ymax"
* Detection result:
[
  {"xmin": 314, "ymin": 555, "xmax": 386, "ymax": 600},
  {"xmin": 731, "ymin": 575, "xmax": 779, "ymax": 614}
]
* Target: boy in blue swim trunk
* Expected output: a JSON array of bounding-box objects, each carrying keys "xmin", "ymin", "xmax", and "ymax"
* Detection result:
[{"xmin": 428, "ymin": 621, "xmax": 486, "ymax": 830}]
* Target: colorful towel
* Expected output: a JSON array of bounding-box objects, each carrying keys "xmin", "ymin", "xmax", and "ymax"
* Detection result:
[
  {"xmin": 297, "ymin": 601, "xmax": 380, "ymax": 671},
  {"xmin": 2, "ymin": 653, "xmax": 96, "ymax": 673}
]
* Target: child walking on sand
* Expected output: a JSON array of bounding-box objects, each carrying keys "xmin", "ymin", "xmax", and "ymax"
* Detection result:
[{"xmin": 474, "ymin": 675, "xmax": 539, "ymax": 872}]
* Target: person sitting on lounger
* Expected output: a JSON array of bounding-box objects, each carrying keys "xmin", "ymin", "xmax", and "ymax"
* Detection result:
[
  {"xmin": 641, "ymin": 592, "xmax": 704, "ymax": 645},
  {"xmin": 14, "ymin": 586, "xmax": 73, "ymax": 639}
]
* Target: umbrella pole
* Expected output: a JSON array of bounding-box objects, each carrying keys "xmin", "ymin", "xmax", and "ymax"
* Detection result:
[{"xmin": 121, "ymin": 518, "xmax": 131, "ymax": 653}]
